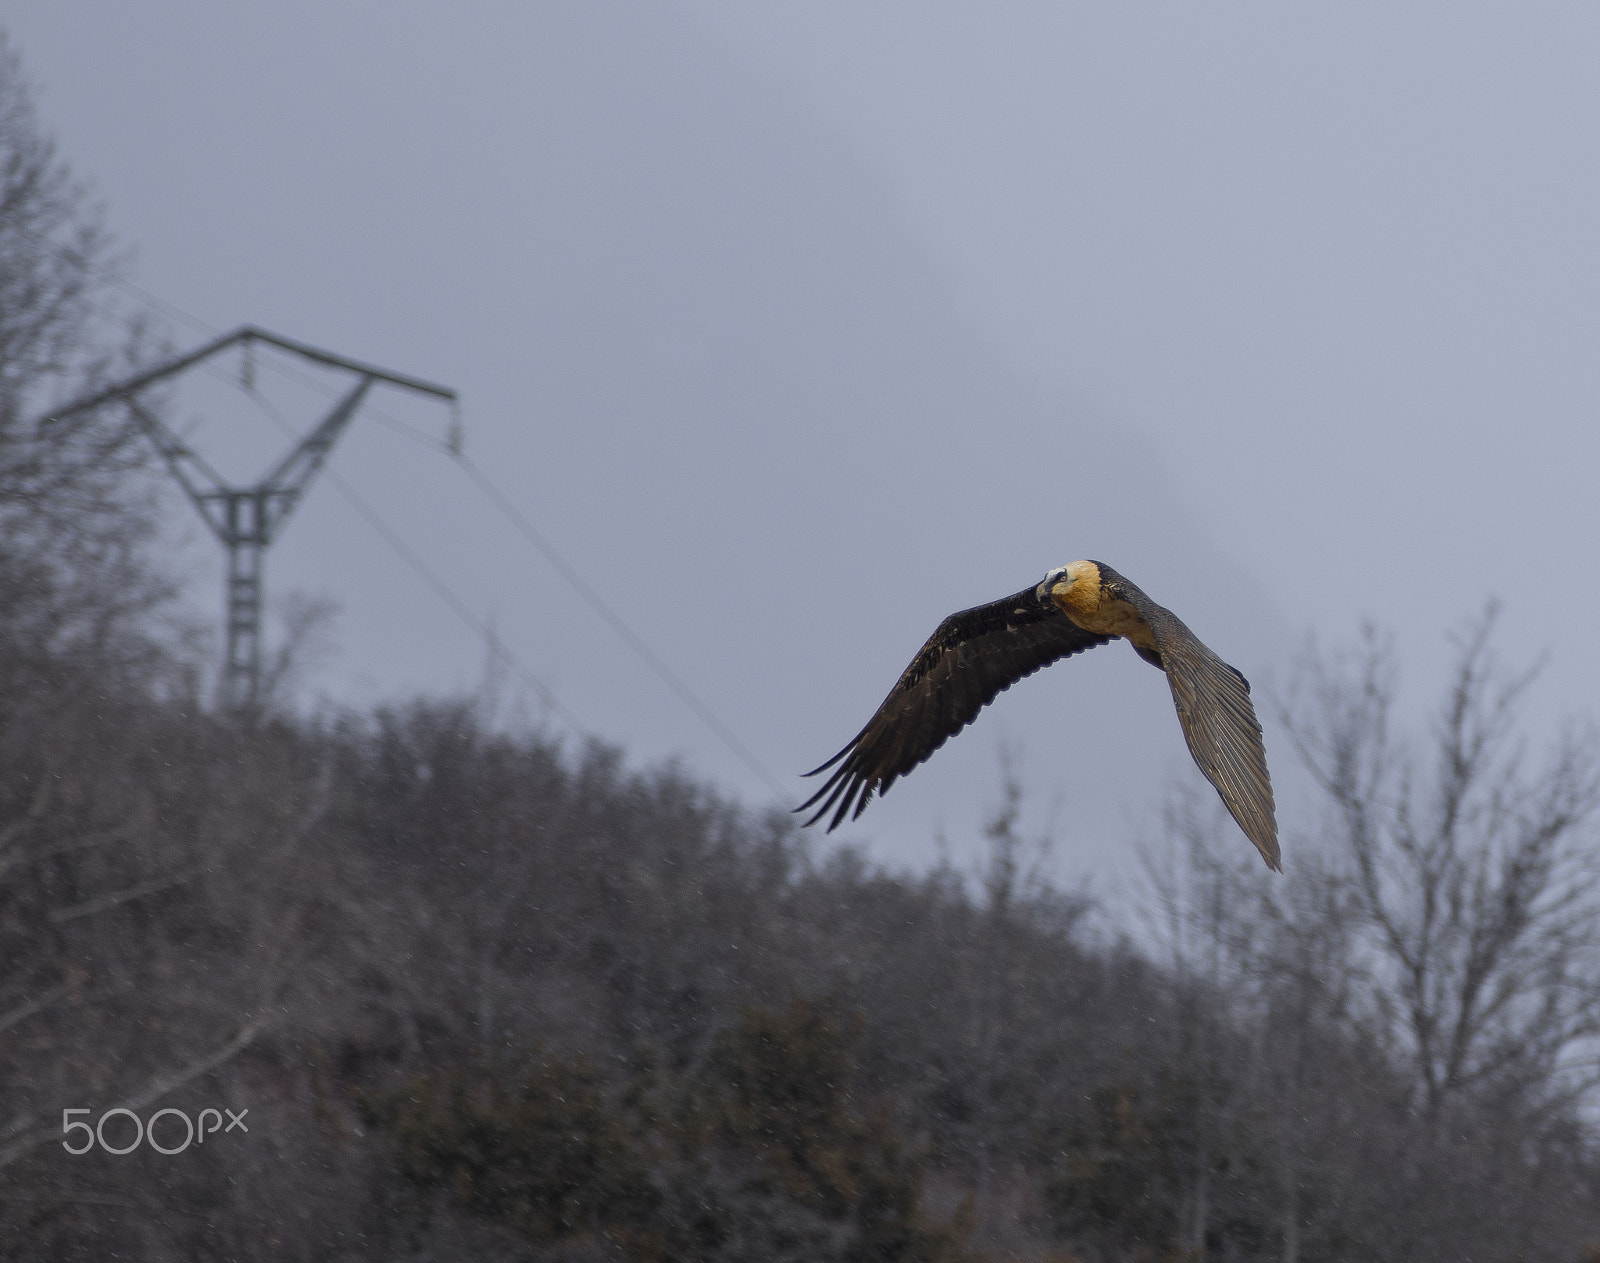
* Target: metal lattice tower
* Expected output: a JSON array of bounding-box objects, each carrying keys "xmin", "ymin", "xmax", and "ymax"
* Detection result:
[{"xmin": 41, "ymin": 327, "xmax": 456, "ymax": 714}]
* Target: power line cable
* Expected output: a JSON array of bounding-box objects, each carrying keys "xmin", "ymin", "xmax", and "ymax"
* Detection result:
[
  {"xmin": 319, "ymin": 464, "xmax": 592, "ymax": 740},
  {"xmin": 232, "ymin": 347, "xmax": 791, "ymax": 799},
  {"xmin": 10, "ymin": 222, "xmax": 220, "ymax": 339},
  {"xmin": 244, "ymin": 389, "xmax": 589, "ymax": 737},
  {"xmin": 235, "ymin": 349, "xmax": 791, "ymax": 798},
  {"xmin": 452, "ymin": 450, "xmax": 791, "ymax": 802}
]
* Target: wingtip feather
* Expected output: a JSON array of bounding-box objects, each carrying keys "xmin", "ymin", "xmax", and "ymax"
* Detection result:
[{"xmin": 801, "ymin": 742, "xmax": 854, "ymax": 778}]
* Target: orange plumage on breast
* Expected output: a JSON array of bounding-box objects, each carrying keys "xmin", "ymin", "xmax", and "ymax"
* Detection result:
[{"xmin": 1049, "ymin": 561, "xmax": 1157, "ymax": 651}]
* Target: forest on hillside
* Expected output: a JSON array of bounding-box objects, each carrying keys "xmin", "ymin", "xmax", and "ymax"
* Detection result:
[{"xmin": 3, "ymin": 35, "xmax": 1600, "ymax": 1262}]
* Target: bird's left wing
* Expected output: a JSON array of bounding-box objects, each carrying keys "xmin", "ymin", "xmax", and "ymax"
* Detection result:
[
  {"xmin": 799, "ymin": 588, "xmax": 1113, "ymax": 831},
  {"xmin": 1141, "ymin": 604, "xmax": 1281, "ymax": 871}
]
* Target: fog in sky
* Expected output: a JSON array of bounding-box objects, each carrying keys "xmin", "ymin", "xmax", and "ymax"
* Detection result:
[{"xmin": 7, "ymin": 3, "xmax": 1598, "ymax": 880}]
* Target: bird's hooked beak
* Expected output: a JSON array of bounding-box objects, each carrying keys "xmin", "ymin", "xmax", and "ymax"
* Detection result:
[{"xmin": 1036, "ymin": 568, "xmax": 1067, "ymax": 605}]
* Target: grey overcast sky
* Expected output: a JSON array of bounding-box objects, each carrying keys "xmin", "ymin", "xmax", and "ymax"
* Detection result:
[{"xmin": 6, "ymin": 3, "xmax": 1598, "ymax": 879}]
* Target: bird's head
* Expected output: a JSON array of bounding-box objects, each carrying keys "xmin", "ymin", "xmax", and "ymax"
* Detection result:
[{"xmin": 1036, "ymin": 559, "xmax": 1100, "ymax": 605}]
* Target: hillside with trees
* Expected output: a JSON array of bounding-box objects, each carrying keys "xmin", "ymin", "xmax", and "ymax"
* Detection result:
[{"xmin": 3, "ymin": 34, "xmax": 1600, "ymax": 1262}]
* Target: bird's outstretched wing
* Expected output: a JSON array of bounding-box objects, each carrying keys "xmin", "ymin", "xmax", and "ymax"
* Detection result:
[
  {"xmin": 1141, "ymin": 604, "xmax": 1280, "ymax": 871},
  {"xmin": 799, "ymin": 589, "xmax": 1113, "ymax": 830}
]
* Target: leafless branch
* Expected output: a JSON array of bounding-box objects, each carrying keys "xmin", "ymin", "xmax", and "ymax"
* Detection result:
[{"xmin": 47, "ymin": 866, "xmax": 200, "ymax": 923}]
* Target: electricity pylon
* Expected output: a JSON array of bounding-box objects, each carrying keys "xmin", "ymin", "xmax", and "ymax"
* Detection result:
[{"xmin": 40, "ymin": 327, "xmax": 456, "ymax": 714}]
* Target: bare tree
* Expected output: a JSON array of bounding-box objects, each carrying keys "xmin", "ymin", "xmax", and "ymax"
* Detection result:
[
  {"xmin": 0, "ymin": 33, "xmax": 148, "ymax": 524},
  {"xmin": 256, "ymin": 589, "xmax": 341, "ymax": 715},
  {"xmin": 1145, "ymin": 789, "xmax": 1409, "ymax": 1262},
  {"xmin": 1128, "ymin": 609, "xmax": 1600, "ymax": 1260},
  {"xmin": 1282, "ymin": 608, "xmax": 1600, "ymax": 1122}
]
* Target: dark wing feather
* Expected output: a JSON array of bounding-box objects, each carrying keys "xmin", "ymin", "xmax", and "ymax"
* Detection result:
[
  {"xmin": 799, "ymin": 588, "xmax": 1112, "ymax": 831},
  {"xmin": 1144, "ymin": 604, "xmax": 1280, "ymax": 871}
]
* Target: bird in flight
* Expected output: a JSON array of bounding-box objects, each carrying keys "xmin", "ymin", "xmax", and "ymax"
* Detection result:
[{"xmin": 799, "ymin": 560, "xmax": 1280, "ymax": 870}]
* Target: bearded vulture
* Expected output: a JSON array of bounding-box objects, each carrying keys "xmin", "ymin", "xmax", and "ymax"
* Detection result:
[{"xmin": 799, "ymin": 560, "xmax": 1280, "ymax": 870}]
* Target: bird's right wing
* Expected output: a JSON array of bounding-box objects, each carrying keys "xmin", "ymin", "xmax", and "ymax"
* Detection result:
[{"xmin": 799, "ymin": 589, "xmax": 1113, "ymax": 831}]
